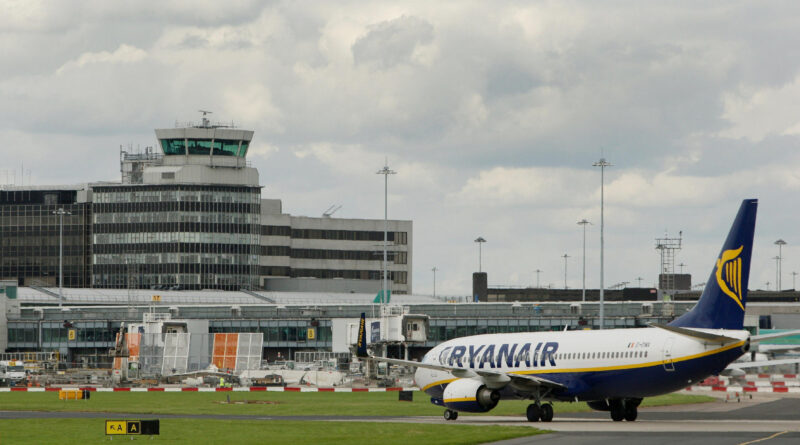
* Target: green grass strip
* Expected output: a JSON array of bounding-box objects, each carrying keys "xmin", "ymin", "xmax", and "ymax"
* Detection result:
[
  {"xmin": 0, "ymin": 391, "xmax": 714, "ymax": 417},
  {"xmin": 0, "ymin": 418, "xmax": 546, "ymax": 445}
]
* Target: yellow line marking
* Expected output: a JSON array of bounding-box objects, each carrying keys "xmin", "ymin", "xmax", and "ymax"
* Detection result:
[{"xmin": 737, "ymin": 431, "xmax": 789, "ymax": 445}]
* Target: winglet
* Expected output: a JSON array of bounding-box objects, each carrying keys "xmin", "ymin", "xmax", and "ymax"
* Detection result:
[{"xmin": 356, "ymin": 312, "xmax": 368, "ymax": 358}]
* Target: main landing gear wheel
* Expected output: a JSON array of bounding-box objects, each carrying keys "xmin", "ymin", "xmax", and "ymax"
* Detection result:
[
  {"xmin": 443, "ymin": 409, "xmax": 459, "ymax": 421},
  {"xmin": 624, "ymin": 404, "xmax": 638, "ymax": 422},
  {"xmin": 610, "ymin": 400, "xmax": 625, "ymax": 422},
  {"xmin": 526, "ymin": 404, "xmax": 541, "ymax": 422},
  {"xmin": 540, "ymin": 403, "xmax": 554, "ymax": 422}
]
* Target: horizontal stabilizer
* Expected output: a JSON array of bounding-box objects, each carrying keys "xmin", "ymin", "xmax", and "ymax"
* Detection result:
[
  {"xmin": 652, "ymin": 324, "xmax": 740, "ymax": 344},
  {"xmin": 728, "ymin": 358, "xmax": 800, "ymax": 369},
  {"xmin": 750, "ymin": 329, "xmax": 800, "ymax": 343}
]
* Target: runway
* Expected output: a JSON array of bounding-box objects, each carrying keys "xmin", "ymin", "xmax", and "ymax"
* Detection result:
[{"xmin": 2, "ymin": 395, "xmax": 799, "ymax": 445}]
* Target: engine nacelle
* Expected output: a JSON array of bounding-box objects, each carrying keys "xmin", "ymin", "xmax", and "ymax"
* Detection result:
[{"xmin": 442, "ymin": 378, "xmax": 500, "ymax": 413}]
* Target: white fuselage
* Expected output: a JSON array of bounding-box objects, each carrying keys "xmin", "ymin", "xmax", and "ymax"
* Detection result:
[{"xmin": 414, "ymin": 327, "xmax": 749, "ymax": 401}]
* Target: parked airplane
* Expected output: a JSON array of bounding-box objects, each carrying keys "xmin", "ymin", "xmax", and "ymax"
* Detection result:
[{"xmin": 358, "ymin": 199, "xmax": 799, "ymax": 422}]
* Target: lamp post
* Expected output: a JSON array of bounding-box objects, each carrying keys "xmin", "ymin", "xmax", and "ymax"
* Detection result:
[
  {"xmin": 773, "ymin": 256, "xmax": 781, "ymax": 291},
  {"xmin": 474, "ymin": 237, "xmax": 486, "ymax": 273},
  {"xmin": 562, "ymin": 254, "xmax": 570, "ymax": 289},
  {"xmin": 535, "ymin": 269, "xmax": 542, "ymax": 289},
  {"xmin": 577, "ymin": 219, "xmax": 591, "ymax": 302},
  {"xmin": 792, "ymin": 271, "xmax": 798, "ymax": 290},
  {"xmin": 593, "ymin": 158, "xmax": 612, "ymax": 329},
  {"xmin": 376, "ymin": 162, "xmax": 396, "ymax": 305},
  {"xmin": 53, "ymin": 208, "xmax": 72, "ymax": 308},
  {"xmin": 432, "ymin": 266, "xmax": 438, "ymax": 298},
  {"xmin": 775, "ymin": 239, "xmax": 787, "ymax": 291}
]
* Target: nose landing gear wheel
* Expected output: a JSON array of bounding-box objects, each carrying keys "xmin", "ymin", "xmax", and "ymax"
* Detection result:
[
  {"xmin": 443, "ymin": 409, "xmax": 458, "ymax": 421},
  {"xmin": 526, "ymin": 404, "xmax": 541, "ymax": 422},
  {"xmin": 540, "ymin": 403, "xmax": 554, "ymax": 422}
]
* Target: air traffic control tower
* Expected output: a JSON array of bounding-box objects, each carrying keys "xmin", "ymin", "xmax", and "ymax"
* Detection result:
[{"xmin": 92, "ymin": 114, "xmax": 261, "ymax": 291}]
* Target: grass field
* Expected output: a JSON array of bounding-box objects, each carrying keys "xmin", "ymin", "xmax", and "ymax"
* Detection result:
[
  {"xmin": 0, "ymin": 391, "xmax": 715, "ymax": 444},
  {"xmin": 0, "ymin": 419, "xmax": 547, "ymax": 445},
  {"xmin": 0, "ymin": 391, "xmax": 714, "ymax": 417}
]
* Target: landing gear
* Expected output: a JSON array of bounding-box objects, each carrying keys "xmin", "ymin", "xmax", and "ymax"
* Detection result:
[
  {"xmin": 540, "ymin": 403, "xmax": 554, "ymax": 422},
  {"xmin": 443, "ymin": 409, "xmax": 459, "ymax": 421},
  {"xmin": 624, "ymin": 404, "xmax": 638, "ymax": 421},
  {"xmin": 609, "ymin": 399, "xmax": 638, "ymax": 422},
  {"xmin": 526, "ymin": 404, "xmax": 540, "ymax": 422},
  {"xmin": 526, "ymin": 403, "xmax": 553, "ymax": 422}
]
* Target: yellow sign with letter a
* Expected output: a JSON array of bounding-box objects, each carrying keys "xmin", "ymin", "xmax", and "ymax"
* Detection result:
[{"xmin": 105, "ymin": 420, "xmax": 126, "ymax": 435}]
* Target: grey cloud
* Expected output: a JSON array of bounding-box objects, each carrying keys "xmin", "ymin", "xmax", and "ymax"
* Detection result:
[{"xmin": 352, "ymin": 15, "xmax": 434, "ymax": 69}]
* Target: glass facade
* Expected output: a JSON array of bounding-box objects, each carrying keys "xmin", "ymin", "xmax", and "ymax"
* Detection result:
[
  {"xmin": 0, "ymin": 190, "xmax": 92, "ymax": 287},
  {"xmin": 92, "ymin": 185, "xmax": 260, "ymax": 290},
  {"xmin": 159, "ymin": 139, "xmax": 249, "ymax": 157}
]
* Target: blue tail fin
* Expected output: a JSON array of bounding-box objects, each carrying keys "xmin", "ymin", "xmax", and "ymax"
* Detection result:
[
  {"xmin": 669, "ymin": 199, "xmax": 757, "ymax": 330},
  {"xmin": 356, "ymin": 312, "xmax": 368, "ymax": 358}
]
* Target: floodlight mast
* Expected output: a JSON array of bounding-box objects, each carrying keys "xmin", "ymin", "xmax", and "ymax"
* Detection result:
[
  {"xmin": 53, "ymin": 208, "xmax": 72, "ymax": 307},
  {"xmin": 775, "ymin": 239, "xmax": 787, "ymax": 291},
  {"xmin": 376, "ymin": 162, "xmax": 396, "ymax": 305},
  {"xmin": 577, "ymin": 219, "xmax": 592, "ymax": 302},
  {"xmin": 593, "ymin": 158, "xmax": 612, "ymax": 329}
]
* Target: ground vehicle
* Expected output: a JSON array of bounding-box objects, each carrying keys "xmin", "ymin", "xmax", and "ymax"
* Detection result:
[{"xmin": 0, "ymin": 360, "xmax": 27, "ymax": 386}]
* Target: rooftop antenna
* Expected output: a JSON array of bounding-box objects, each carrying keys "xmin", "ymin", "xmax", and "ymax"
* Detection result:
[
  {"xmin": 198, "ymin": 110, "xmax": 213, "ymax": 128},
  {"xmin": 322, "ymin": 205, "xmax": 342, "ymax": 218}
]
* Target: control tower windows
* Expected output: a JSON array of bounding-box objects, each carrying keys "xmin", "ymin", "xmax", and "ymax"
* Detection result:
[{"xmin": 159, "ymin": 139, "xmax": 249, "ymax": 157}]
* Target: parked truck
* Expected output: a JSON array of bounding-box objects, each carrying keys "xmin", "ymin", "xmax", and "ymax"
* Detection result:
[{"xmin": 0, "ymin": 360, "xmax": 27, "ymax": 386}]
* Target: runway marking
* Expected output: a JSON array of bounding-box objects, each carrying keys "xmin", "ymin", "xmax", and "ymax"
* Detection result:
[{"xmin": 737, "ymin": 431, "xmax": 790, "ymax": 445}]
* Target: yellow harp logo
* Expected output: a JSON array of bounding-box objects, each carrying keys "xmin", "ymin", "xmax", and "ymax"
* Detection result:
[{"xmin": 716, "ymin": 246, "xmax": 744, "ymax": 310}]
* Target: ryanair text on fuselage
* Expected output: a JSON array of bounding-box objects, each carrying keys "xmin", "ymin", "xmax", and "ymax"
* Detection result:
[{"xmin": 438, "ymin": 342, "xmax": 559, "ymax": 368}]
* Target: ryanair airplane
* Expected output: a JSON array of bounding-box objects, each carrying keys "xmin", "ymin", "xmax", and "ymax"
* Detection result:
[{"xmin": 358, "ymin": 199, "xmax": 797, "ymax": 422}]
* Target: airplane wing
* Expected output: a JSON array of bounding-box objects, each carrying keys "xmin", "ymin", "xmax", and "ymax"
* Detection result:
[{"xmin": 363, "ymin": 355, "xmax": 565, "ymax": 390}]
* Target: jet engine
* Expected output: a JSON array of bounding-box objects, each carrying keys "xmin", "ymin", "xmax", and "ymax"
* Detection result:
[{"xmin": 442, "ymin": 378, "xmax": 500, "ymax": 413}]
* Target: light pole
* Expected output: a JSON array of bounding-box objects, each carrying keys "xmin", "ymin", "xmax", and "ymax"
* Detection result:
[
  {"xmin": 678, "ymin": 263, "xmax": 686, "ymax": 274},
  {"xmin": 593, "ymin": 157, "xmax": 612, "ymax": 329},
  {"xmin": 577, "ymin": 219, "xmax": 591, "ymax": 302},
  {"xmin": 376, "ymin": 162, "xmax": 396, "ymax": 305},
  {"xmin": 474, "ymin": 237, "xmax": 486, "ymax": 272},
  {"xmin": 562, "ymin": 254, "xmax": 570, "ymax": 289},
  {"xmin": 792, "ymin": 271, "xmax": 798, "ymax": 290},
  {"xmin": 636, "ymin": 276, "xmax": 643, "ymax": 288},
  {"xmin": 775, "ymin": 239, "xmax": 787, "ymax": 291},
  {"xmin": 53, "ymin": 208, "xmax": 72, "ymax": 308},
  {"xmin": 773, "ymin": 256, "xmax": 781, "ymax": 291},
  {"xmin": 535, "ymin": 269, "xmax": 542, "ymax": 289},
  {"xmin": 432, "ymin": 267, "xmax": 438, "ymax": 298}
]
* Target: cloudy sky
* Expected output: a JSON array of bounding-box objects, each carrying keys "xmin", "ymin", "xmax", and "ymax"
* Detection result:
[{"xmin": 3, "ymin": 1, "xmax": 800, "ymax": 296}]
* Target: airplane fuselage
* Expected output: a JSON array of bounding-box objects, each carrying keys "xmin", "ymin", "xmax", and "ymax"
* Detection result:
[{"xmin": 415, "ymin": 327, "xmax": 749, "ymax": 402}]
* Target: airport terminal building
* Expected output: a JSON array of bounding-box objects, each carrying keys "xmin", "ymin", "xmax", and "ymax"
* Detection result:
[{"xmin": 0, "ymin": 119, "xmax": 412, "ymax": 295}]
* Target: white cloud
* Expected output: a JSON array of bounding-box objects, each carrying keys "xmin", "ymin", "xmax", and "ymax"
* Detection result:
[
  {"xmin": 720, "ymin": 75, "xmax": 800, "ymax": 142},
  {"xmin": 56, "ymin": 44, "xmax": 148, "ymax": 74}
]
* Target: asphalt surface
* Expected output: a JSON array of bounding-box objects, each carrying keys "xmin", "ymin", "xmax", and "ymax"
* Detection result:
[{"xmin": 2, "ymin": 395, "xmax": 800, "ymax": 445}]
